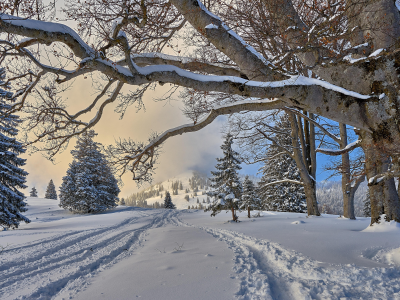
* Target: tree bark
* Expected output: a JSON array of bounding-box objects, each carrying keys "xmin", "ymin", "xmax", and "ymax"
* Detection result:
[
  {"xmin": 339, "ymin": 123, "xmax": 355, "ymax": 219},
  {"xmin": 248, "ymin": 207, "xmax": 250, "ymax": 218},
  {"xmin": 231, "ymin": 205, "xmax": 237, "ymax": 222},
  {"xmin": 288, "ymin": 112, "xmax": 320, "ymax": 216}
]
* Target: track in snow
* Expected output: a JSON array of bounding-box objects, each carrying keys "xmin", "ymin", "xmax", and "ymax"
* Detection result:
[
  {"xmin": 172, "ymin": 212, "xmax": 400, "ymax": 300},
  {"xmin": 0, "ymin": 210, "xmax": 180, "ymax": 300}
]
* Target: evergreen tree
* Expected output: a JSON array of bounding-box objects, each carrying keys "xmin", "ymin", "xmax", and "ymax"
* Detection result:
[
  {"xmin": 363, "ymin": 190, "xmax": 371, "ymax": 217},
  {"xmin": 206, "ymin": 134, "xmax": 242, "ymax": 221},
  {"xmin": 258, "ymin": 114, "xmax": 307, "ymax": 213},
  {"xmin": 30, "ymin": 187, "xmax": 38, "ymax": 197},
  {"xmin": 240, "ymin": 175, "xmax": 261, "ymax": 218},
  {"xmin": 119, "ymin": 198, "xmax": 125, "ymax": 205},
  {"xmin": 0, "ymin": 68, "xmax": 30, "ymax": 229},
  {"xmin": 45, "ymin": 180, "xmax": 57, "ymax": 200},
  {"xmin": 163, "ymin": 191, "xmax": 176, "ymax": 209},
  {"xmin": 59, "ymin": 130, "xmax": 120, "ymax": 213}
]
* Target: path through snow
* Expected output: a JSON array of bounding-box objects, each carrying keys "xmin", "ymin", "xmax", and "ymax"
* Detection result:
[{"xmin": 1, "ymin": 205, "xmax": 400, "ymax": 299}]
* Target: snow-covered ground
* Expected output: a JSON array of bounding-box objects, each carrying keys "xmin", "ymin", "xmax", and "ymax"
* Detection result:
[{"xmin": 1, "ymin": 198, "xmax": 400, "ymax": 299}]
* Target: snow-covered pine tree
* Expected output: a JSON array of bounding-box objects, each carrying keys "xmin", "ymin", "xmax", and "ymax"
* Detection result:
[
  {"xmin": 30, "ymin": 187, "xmax": 38, "ymax": 197},
  {"xmin": 45, "ymin": 180, "xmax": 57, "ymax": 200},
  {"xmin": 163, "ymin": 191, "xmax": 176, "ymax": 209},
  {"xmin": 240, "ymin": 175, "xmax": 261, "ymax": 218},
  {"xmin": 206, "ymin": 134, "xmax": 242, "ymax": 221},
  {"xmin": 59, "ymin": 130, "xmax": 120, "ymax": 213},
  {"xmin": 258, "ymin": 114, "xmax": 307, "ymax": 213},
  {"xmin": 363, "ymin": 190, "xmax": 371, "ymax": 217},
  {"xmin": 0, "ymin": 68, "xmax": 30, "ymax": 229}
]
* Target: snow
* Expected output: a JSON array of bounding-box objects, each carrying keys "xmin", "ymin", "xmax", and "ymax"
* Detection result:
[
  {"xmin": 369, "ymin": 48, "xmax": 384, "ymax": 57},
  {"xmin": 1, "ymin": 196, "xmax": 400, "ymax": 299},
  {"xmin": 205, "ymin": 24, "xmax": 219, "ymax": 29},
  {"xmin": 362, "ymin": 216, "xmax": 400, "ymax": 232},
  {"xmin": 0, "ymin": 14, "xmax": 94, "ymax": 56},
  {"xmin": 317, "ymin": 139, "xmax": 361, "ymax": 154}
]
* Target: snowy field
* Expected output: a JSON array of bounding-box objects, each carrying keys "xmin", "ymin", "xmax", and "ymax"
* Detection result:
[{"xmin": 1, "ymin": 198, "xmax": 400, "ymax": 300}]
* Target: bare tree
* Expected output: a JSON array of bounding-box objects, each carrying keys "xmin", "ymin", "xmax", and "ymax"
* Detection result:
[{"xmin": 2, "ymin": 0, "xmax": 400, "ymax": 223}]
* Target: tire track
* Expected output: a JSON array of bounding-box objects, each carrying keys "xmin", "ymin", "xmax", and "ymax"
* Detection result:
[{"xmin": 0, "ymin": 210, "xmax": 179, "ymax": 300}]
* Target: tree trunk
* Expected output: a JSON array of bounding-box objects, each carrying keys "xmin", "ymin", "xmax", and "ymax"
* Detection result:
[
  {"xmin": 248, "ymin": 207, "xmax": 250, "ymax": 218},
  {"xmin": 231, "ymin": 205, "xmax": 237, "ymax": 222},
  {"xmin": 360, "ymin": 130, "xmax": 400, "ymax": 224},
  {"xmin": 339, "ymin": 123, "xmax": 355, "ymax": 219},
  {"xmin": 309, "ymin": 113, "xmax": 317, "ymax": 180},
  {"xmin": 288, "ymin": 112, "xmax": 320, "ymax": 216}
]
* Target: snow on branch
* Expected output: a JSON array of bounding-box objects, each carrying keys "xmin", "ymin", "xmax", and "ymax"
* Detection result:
[
  {"xmin": 368, "ymin": 172, "xmax": 400, "ymax": 186},
  {"xmin": 170, "ymin": 0, "xmax": 285, "ymax": 81},
  {"xmin": 260, "ymin": 179, "xmax": 304, "ymax": 187},
  {"xmin": 316, "ymin": 139, "xmax": 361, "ymax": 156},
  {"xmin": 0, "ymin": 13, "xmax": 95, "ymax": 58}
]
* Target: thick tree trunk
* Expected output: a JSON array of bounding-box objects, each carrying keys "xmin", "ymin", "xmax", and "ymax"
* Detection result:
[
  {"xmin": 360, "ymin": 131, "xmax": 400, "ymax": 224},
  {"xmin": 339, "ymin": 123, "xmax": 355, "ymax": 219}
]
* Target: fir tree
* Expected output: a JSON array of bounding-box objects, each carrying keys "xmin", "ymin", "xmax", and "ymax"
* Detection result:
[
  {"xmin": 45, "ymin": 180, "xmax": 57, "ymax": 200},
  {"xmin": 0, "ymin": 68, "xmax": 30, "ymax": 229},
  {"xmin": 59, "ymin": 130, "xmax": 120, "ymax": 213},
  {"xmin": 30, "ymin": 187, "xmax": 38, "ymax": 197},
  {"xmin": 240, "ymin": 175, "xmax": 261, "ymax": 218},
  {"xmin": 164, "ymin": 191, "xmax": 176, "ymax": 209},
  {"xmin": 258, "ymin": 114, "xmax": 307, "ymax": 213},
  {"xmin": 206, "ymin": 134, "xmax": 242, "ymax": 221},
  {"xmin": 119, "ymin": 198, "xmax": 125, "ymax": 205},
  {"xmin": 363, "ymin": 190, "xmax": 371, "ymax": 217}
]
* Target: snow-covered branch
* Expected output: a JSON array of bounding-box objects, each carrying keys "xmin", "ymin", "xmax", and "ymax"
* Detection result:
[
  {"xmin": 0, "ymin": 14, "xmax": 95, "ymax": 58},
  {"xmin": 316, "ymin": 139, "xmax": 361, "ymax": 156},
  {"xmin": 261, "ymin": 179, "xmax": 304, "ymax": 187},
  {"xmin": 368, "ymin": 172, "xmax": 400, "ymax": 186}
]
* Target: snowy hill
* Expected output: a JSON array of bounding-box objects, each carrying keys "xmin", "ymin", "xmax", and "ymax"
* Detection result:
[
  {"xmin": 124, "ymin": 170, "xmax": 213, "ymax": 210},
  {"xmin": 1, "ymin": 198, "xmax": 400, "ymax": 299}
]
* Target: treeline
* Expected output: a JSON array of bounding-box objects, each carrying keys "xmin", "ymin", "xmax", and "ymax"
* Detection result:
[{"xmin": 316, "ymin": 181, "xmax": 367, "ymax": 217}]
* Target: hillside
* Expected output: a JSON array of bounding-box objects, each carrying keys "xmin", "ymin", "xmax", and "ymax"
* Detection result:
[
  {"xmin": 122, "ymin": 171, "xmax": 369, "ymax": 217},
  {"xmin": 124, "ymin": 170, "xmax": 213, "ymax": 210}
]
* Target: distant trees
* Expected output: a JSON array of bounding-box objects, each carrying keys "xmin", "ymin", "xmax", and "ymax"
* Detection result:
[
  {"xmin": 206, "ymin": 135, "xmax": 242, "ymax": 221},
  {"xmin": 45, "ymin": 180, "xmax": 57, "ymax": 200},
  {"xmin": 240, "ymin": 176, "xmax": 261, "ymax": 218},
  {"xmin": 30, "ymin": 187, "xmax": 38, "ymax": 197},
  {"xmin": 59, "ymin": 130, "xmax": 120, "ymax": 213},
  {"xmin": 0, "ymin": 69, "xmax": 30, "ymax": 229},
  {"xmin": 163, "ymin": 191, "xmax": 176, "ymax": 209},
  {"xmin": 119, "ymin": 198, "xmax": 125, "ymax": 206}
]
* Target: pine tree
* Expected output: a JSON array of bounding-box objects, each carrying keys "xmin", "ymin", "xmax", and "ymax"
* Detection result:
[
  {"xmin": 258, "ymin": 114, "xmax": 307, "ymax": 213},
  {"xmin": 45, "ymin": 179, "xmax": 57, "ymax": 200},
  {"xmin": 30, "ymin": 187, "xmax": 38, "ymax": 197},
  {"xmin": 0, "ymin": 68, "xmax": 30, "ymax": 229},
  {"xmin": 363, "ymin": 190, "xmax": 371, "ymax": 217},
  {"xmin": 240, "ymin": 175, "xmax": 261, "ymax": 218},
  {"xmin": 163, "ymin": 191, "xmax": 176, "ymax": 209},
  {"xmin": 119, "ymin": 198, "xmax": 125, "ymax": 205},
  {"xmin": 206, "ymin": 134, "xmax": 242, "ymax": 221},
  {"xmin": 59, "ymin": 130, "xmax": 120, "ymax": 213}
]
